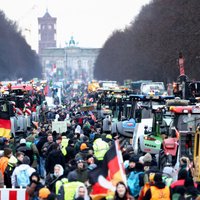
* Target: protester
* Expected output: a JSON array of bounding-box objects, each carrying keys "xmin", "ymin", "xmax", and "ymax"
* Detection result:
[
  {"xmin": 74, "ymin": 185, "xmax": 91, "ymax": 200},
  {"xmin": 4, "ymin": 155, "xmax": 18, "ymax": 188},
  {"xmin": 65, "ymin": 139, "xmax": 76, "ymax": 163},
  {"xmin": 45, "ymin": 143, "xmax": 65, "ymax": 175},
  {"xmin": 67, "ymin": 158, "xmax": 88, "ymax": 183},
  {"xmin": 26, "ymin": 172, "xmax": 44, "ymax": 200},
  {"xmin": 113, "ymin": 181, "xmax": 134, "ymax": 200},
  {"xmin": 11, "ymin": 156, "xmax": 36, "ymax": 188},
  {"xmin": 0, "ymin": 147, "xmax": 12, "ymax": 176},
  {"xmin": 102, "ymin": 115, "xmax": 112, "ymax": 134},
  {"xmin": 45, "ymin": 164, "xmax": 65, "ymax": 191},
  {"xmin": 92, "ymin": 134, "xmax": 109, "ymax": 164},
  {"xmin": 16, "ymin": 138, "xmax": 34, "ymax": 166},
  {"xmin": 143, "ymin": 173, "xmax": 171, "ymax": 200}
]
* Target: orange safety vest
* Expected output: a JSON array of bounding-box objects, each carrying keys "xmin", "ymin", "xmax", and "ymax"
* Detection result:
[
  {"xmin": 0, "ymin": 157, "xmax": 9, "ymax": 176},
  {"xmin": 138, "ymin": 183, "xmax": 150, "ymax": 200},
  {"xmin": 150, "ymin": 186, "xmax": 170, "ymax": 200}
]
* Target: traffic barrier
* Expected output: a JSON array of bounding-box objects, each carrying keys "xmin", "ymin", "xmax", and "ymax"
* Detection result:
[{"xmin": 0, "ymin": 188, "xmax": 29, "ymax": 200}]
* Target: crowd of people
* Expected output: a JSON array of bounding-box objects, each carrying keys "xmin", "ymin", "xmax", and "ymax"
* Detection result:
[{"xmin": 0, "ymin": 84, "xmax": 199, "ymax": 200}]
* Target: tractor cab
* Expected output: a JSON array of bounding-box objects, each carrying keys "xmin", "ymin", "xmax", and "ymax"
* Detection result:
[
  {"xmin": 173, "ymin": 74, "xmax": 200, "ymax": 101},
  {"xmin": 130, "ymin": 94, "xmax": 174, "ymax": 155},
  {"xmin": 160, "ymin": 99, "xmax": 200, "ymax": 169}
]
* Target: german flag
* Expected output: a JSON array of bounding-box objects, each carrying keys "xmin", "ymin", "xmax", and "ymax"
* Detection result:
[
  {"xmin": 89, "ymin": 140, "xmax": 126, "ymax": 200},
  {"xmin": 0, "ymin": 112, "xmax": 11, "ymax": 139}
]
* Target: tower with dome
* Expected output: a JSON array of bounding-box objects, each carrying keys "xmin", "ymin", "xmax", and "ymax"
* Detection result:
[{"xmin": 38, "ymin": 11, "xmax": 100, "ymax": 81}]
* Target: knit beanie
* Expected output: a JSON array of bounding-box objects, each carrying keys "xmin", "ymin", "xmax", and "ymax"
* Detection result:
[{"xmin": 39, "ymin": 188, "xmax": 51, "ymax": 199}]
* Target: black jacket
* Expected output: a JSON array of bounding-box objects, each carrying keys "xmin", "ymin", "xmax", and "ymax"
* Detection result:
[{"xmin": 45, "ymin": 149, "xmax": 66, "ymax": 174}]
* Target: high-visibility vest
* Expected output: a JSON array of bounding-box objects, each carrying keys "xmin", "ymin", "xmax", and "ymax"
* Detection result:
[
  {"xmin": 55, "ymin": 178, "xmax": 68, "ymax": 194},
  {"xmin": 61, "ymin": 137, "xmax": 69, "ymax": 156},
  {"xmin": 150, "ymin": 185, "xmax": 170, "ymax": 200},
  {"xmin": 138, "ymin": 183, "xmax": 150, "ymax": 200},
  {"xmin": 56, "ymin": 181, "xmax": 84, "ymax": 200},
  {"xmin": 93, "ymin": 138, "xmax": 109, "ymax": 161}
]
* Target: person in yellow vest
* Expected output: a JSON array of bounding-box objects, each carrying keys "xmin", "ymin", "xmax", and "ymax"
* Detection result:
[
  {"xmin": 92, "ymin": 134, "xmax": 109, "ymax": 164},
  {"xmin": 60, "ymin": 135, "xmax": 69, "ymax": 157},
  {"xmin": 143, "ymin": 173, "xmax": 171, "ymax": 200},
  {"xmin": 55, "ymin": 178, "xmax": 85, "ymax": 200}
]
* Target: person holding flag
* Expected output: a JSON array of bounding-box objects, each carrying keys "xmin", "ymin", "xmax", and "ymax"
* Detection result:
[{"xmin": 89, "ymin": 140, "xmax": 128, "ymax": 200}]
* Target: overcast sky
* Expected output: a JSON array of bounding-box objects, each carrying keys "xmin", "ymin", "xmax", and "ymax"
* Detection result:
[{"xmin": 0, "ymin": 0, "xmax": 151, "ymax": 52}]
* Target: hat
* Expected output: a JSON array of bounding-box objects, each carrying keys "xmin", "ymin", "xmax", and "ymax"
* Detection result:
[
  {"xmin": 80, "ymin": 143, "xmax": 88, "ymax": 151},
  {"xmin": 135, "ymin": 162, "xmax": 144, "ymax": 172},
  {"xmin": 67, "ymin": 139, "xmax": 74, "ymax": 145},
  {"xmin": 20, "ymin": 138, "xmax": 26, "ymax": 144},
  {"xmin": 154, "ymin": 173, "xmax": 163, "ymax": 183},
  {"xmin": 87, "ymin": 154, "xmax": 94, "ymax": 160},
  {"xmin": 129, "ymin": 156, "xmax": 139, "ymax": 163},
  {"xmin": 106, "ymin": 134, "xmax": 112, "ymax": 139},
  {"xmin": 8, "ymin": 155, "xmax": 18, "ymax": 164},
  {"xmin": 4, "ymin": 148, "xmax": 12, "ymax": 157},
  {"xmin": 76, "ymin": 158, "xmax": 84, "ymax": 164},
  {"xmin": 39, "ymin": 187, "xmax": 51, "ymax": 199},
  {"xmin": 139, "ymin": 153, "xmax": 152, "ymax": 164},
  {"xmin": 30, "ymin": 172, "xmax": 40, "ymax": 182}
]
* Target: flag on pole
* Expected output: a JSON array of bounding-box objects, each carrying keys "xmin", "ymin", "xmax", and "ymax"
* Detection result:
[
  {"xmin": 89, "ymin": 140, "xmax": 126, "ymax": 200},
  {"xmin": 178, "ymin": 52, "xmax": 185, "ymax": 76}
]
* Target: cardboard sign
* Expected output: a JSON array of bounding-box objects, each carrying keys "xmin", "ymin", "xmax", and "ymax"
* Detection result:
[{"xmin": 52, "ymin": 121, "xmax": 67, "ymax": 133}]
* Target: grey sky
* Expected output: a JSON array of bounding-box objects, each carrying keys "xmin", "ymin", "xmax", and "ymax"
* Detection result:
[{"xmin": 0, "ymin": 0, "xmax": 151, "ymax": 52}]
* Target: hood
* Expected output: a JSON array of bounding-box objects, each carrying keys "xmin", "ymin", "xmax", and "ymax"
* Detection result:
[
  {"xmin": 30, "ymin": 171, "xmax": 40, "ymax": 182},
  {"xmin": 17, "ymin": 164, "xmax": 31, "ymax": 171}
]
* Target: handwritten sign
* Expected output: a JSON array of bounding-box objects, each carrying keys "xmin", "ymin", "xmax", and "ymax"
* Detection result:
[{"xmin": 52, "ymin": 121, "xmax": 67, "ymax": 133}]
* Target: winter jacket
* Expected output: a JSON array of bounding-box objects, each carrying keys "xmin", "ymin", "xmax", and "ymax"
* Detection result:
[
  {"xmin": 4, "ymin": 163, "xmax": 15, "ymax": 188},
  {"xmin": 11, "ymin": 164, "xmax": 35, "ymax": 187},
  {"xmin": 67, "ymin": 168, "xmax": 88, "ymax": 183},
  {"xmin": 45, "ymin": 149, "xmax": 66, "ymax": 174},
  {"xmin": 0, "ymin": 156, "xmax": 9, "ymax": 176}
]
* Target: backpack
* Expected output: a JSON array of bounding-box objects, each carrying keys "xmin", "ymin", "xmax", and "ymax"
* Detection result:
[
  {"xmin": 16, "ymin": 168, "xmax": 30, "ymax": 187},
  {"xmin": 127, "ymin": 171, "xmax": 144, "ymax": 197}
]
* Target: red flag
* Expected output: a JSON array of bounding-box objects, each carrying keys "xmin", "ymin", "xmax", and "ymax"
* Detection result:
[
  {"xmin": 178, "ymin": 53, "xmax": 185, "ymax": 76},
  {"xmin": 89, "ymin": 140, "xmax": 126, "ymax": 200}
]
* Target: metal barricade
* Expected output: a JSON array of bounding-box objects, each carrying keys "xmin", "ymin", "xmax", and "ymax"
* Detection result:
[{"xmin": 0, "ymin": 188, "xmax": 29, "ymax": 200}]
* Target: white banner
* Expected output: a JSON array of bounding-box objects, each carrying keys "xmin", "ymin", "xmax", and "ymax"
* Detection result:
[{"xmin": 52, "ymin": 121, "xmax": 67, "ymax": 133}]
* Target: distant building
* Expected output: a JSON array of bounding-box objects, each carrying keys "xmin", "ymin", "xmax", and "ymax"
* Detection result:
[{"xmin": 38, "ymin": 11, "xmax": 100, "ymax": 81}]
